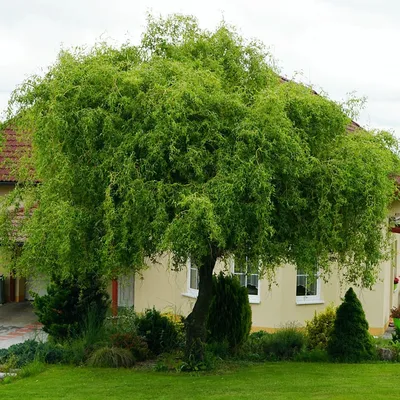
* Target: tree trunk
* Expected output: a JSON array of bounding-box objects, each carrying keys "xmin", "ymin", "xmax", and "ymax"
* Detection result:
[{"xmin": 185, "ymin": 252, "xmax": 217, "ymax": 362}]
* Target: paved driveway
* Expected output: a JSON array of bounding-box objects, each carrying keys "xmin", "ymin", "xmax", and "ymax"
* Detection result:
[{"xmin": 0, "ymin": 302, "xmax": 46, "ymax": 349}]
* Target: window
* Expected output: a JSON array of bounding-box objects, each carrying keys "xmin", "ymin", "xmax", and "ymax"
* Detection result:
[
  {"xmin": 296, "ymin": 268, "xmax": 322, "ymax": 304},
  {"xmin": 232, "ymin": 258, "xmax": 260, "ymax": 303},
  {"xmin": 186, "ymin": 258, "xmax": 199, "ymax": 297}
]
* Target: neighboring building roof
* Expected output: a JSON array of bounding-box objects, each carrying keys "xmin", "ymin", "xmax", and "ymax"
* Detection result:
[{"xmin": 0, "ymin": 128, "xmax": 30, "ymax": 183}]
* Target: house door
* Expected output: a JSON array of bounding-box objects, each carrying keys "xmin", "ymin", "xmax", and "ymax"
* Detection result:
[{"xmin": 118, "ymin": 274, "xmax": 134, "ymax": 308}]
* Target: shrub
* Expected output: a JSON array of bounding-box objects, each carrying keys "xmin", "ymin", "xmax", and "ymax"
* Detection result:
[
  {"xmin": 327, "ymin": 287, "xmax": 375, "ymax": 362},
  {"xmin": 34, "ymin": 272, "xmax": 109, "ymax": 342},
  {"xmin": 105, "ymin": 307, "xmax": 138, "ymax": 335},
  {"xmin": 110, "ymin": 333, "xmax": 149, "ymax": 361},
  {"xmin": 0, "ymin": 340, "xmax": 39, "ymax": 368},
  {"xmin": 87, "ymin": 347, "xmax": 135, "ymax": 368},
  {"xmin": 305, "ymin": 305, "xmax": 336, "ymax": 350},
  {"xmin": 61, "ymin": 338, "xmax": 88, "ymax": 365},
  {"xmin": 267, "ymin": 326, "xmax": 306, "ymax": 360},
  {"xmin": 392, "ymin": 326, "xmax": 400, "ymax": 343},
  {"xmin": 137, "ymin": 308, "xmax": 180, "ymax": 355},
  {"xmin": 239, "ymin": 326, "xmax": 306, "ymax": 361},
  {"xmin": 207, "ymin": 272, "xmax": 252, "ymax": 352}
]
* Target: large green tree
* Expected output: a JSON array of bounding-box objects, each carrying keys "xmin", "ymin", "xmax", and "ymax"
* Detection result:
[{"xmin": 0, "ymin": 15, "xmax": 398, "ymax": 359}]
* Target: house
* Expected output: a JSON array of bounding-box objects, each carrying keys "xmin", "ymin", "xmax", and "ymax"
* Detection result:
[
  {"xmin": 0, "ymin": 124, "xmax": 398, "ymax": 335},
  {"xmin": 0, "ymin": 128, "xmax": 29, "ymax": 303}
]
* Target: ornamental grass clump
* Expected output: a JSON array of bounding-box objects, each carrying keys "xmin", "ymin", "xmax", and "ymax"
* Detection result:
[
  {"xmin": 87, "ymin": 347, "xmax": 135, "ymax": 368},
  {"xmin": 327, "ymin": 288, "xmax": 375, "ymax": 362}
]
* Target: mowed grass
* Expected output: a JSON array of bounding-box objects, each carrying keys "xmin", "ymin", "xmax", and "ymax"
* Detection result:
[{"xmin": 0, "ymin": 362, "xmax": 398, "ymax": 400}]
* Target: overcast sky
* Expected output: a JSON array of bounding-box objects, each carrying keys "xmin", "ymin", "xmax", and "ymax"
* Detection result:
[{"xmin": 1, "ymin": 0, "xmax": 399, "ymax": 135}]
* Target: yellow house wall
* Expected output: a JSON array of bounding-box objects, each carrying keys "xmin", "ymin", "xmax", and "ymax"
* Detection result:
[{"xmin": 133, "ymin": 252, "xmax": 394, "ymax": 335}]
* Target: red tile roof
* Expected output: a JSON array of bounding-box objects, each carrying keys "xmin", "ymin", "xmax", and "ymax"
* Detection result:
[{"xmin": 0, "ymin": 128, "xmax": 31, "ymax": 183}]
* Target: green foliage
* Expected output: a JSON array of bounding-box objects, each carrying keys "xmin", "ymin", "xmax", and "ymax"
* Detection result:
[
  {"xmin": 207, "ymin": 272, "xmax": 251, "ymax": 351},
  {"xmin": 18, "ymin": 359, "xmax": 46, "ymax": 379},
  {"xmin": 33, "ymin": 272, "xmax": 109, "ymax": 342},
  {"xmin": 240, "ymin": 326, "xmax": 306, "ymax": 361},
  {"xmin": 154, "ymin": 352, "xmax": 185, "ymax": 372},
  {"xmin": 305, "ymin": 304, "xmax": 336, "ymax": 350},
  {"xmin": 110, "ymin": 333, "xmax": 149, "ymax": 361},
  {"xmin": 136, "ymin": 308, "xmax": 180, "ymax": 355},
  {"xmin": 180, "ymin": 351, "xmax": 217, "ymax": 372},
  {"xmin": 87, "ymin": 347, "xmax": 135, "ymax": 368},
  {"xmin": 105, "ymin": 307, "xmax": 138, "ymax": 335},
  {"xmin": 392, "ymin": 326, "xmax": 400, "ymax": 343},
  {"xmin": 0, "ymin": 340, "xmax": 40, "ymax": 368},
  {"xmin": 294, "ymin": 348, "xmax": 329, "ymax": 362},
  {"xmin": 327, "ymin": 288, "xmax": 375, "ymax": 362},
  {"xmin": 0, "ymin": 339, "xmax": 88, "ymax": 368}
]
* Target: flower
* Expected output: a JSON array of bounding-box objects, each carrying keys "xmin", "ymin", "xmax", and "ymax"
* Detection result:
[
  {"xmin": 391, "ymin": 306, "xmax": 400, "ymax": 319},
  {"xmin": 395, "ymin": 277, "xmax": 399, "ymax": 285}
]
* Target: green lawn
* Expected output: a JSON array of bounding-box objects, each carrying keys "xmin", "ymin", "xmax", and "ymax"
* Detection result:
[{"xmin": 0, "ymin": 362, "xmax": 398, "ymax": 399}]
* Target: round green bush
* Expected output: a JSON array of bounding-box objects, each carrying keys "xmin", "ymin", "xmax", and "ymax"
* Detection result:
[
  {"xmin": 305, "ymin": 304, "xmax": 336, "ymax": 350},
  {"xmin": 136, "ymin": 308, "xmax": 180, "ymax": 355},
  {"xmin": 110, "ymin": 332, "xmax": 149, "ymax": 361},
  {"xmin": 327, "ymin": 287, "xmax": 375, "ymax": 362},
  {"xmin": 207, "ymin": 272, "xmax": 252, "ymax": 352}
]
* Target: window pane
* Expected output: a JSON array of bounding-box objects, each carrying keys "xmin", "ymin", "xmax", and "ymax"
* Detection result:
[
  {"xmin": 296, "ymin": 275, "xmax": 307, "ymax": 296},
  {"xmin": 306, "ymin": 280, "xmax": 317, "ymax": 296},
  {"xmin": 236, "ymin": 273, "xmax": 246, "ymax": 288},
  {"xmin": 190, "ymin": 266, "xmax": 199, "ymax": 290},
  {"xmin": 247, "ymin": 274, "xmax": 258, "ymax": 295},
  {"xmin": 296, "ymin": 268, "xmax": 318, "ymax": 297}
]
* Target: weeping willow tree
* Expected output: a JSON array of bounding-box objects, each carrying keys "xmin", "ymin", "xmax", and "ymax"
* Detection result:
[{"xmin": 0, "ymin": 15, "xmax": 398, "ymax": 360}]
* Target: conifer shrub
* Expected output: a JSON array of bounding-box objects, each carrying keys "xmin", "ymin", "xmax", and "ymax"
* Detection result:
[
  {"xmin": 305, "ymin": 304, "xmax": 336, "ymax": 350},
  {"xmin": 207, "ymin": 272, "xmax": 252, "ymax": 352},
  {"xmin": 327, "ymin": 287, "xmax": 375, "ymax": 362},
  {"xmin": 33, "ymin": 272, "xmax": 109, "ymax": 342}
]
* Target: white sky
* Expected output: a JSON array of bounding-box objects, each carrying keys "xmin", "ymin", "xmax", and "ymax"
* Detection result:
[{"xmin": 1, "ymin": 0, "xmax": 399, "ymax": 135}]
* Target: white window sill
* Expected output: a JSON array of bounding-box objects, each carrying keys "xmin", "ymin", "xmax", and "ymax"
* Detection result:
[
  {"xmin": 182, "ymin": 292, "xmax": 198, "ymax": 299},
  {"xmin": 249, "ymin": 297, "xmax": 261, "ymax": 304},
  {"xmin": 296, "ymin": 298, "xmax": 324, "ymax": 305}
]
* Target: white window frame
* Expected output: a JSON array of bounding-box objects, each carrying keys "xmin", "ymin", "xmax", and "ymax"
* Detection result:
[
  {"xmin": 231, "ymin": 258, "xmax": 261, "ymax": 304},
  {"xmin": 183, "ymin": 258, "xmax": 199, "ymax": 298},
  {"xmin": 296, "ymin": 268, "xmax": 323, "ymax": 305}
]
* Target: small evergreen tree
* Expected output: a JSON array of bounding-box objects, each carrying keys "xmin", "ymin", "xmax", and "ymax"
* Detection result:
[
  {"xmin": 33, "ymin": 272, "xmax": 109, "ymax": 342},
  {"xmin": 207, "ymin": 272, "xmax": 252, "ymax": 352},
  {"xmin": 327, "ymin": 287, "xmax": 375, "ymax": 362}
]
